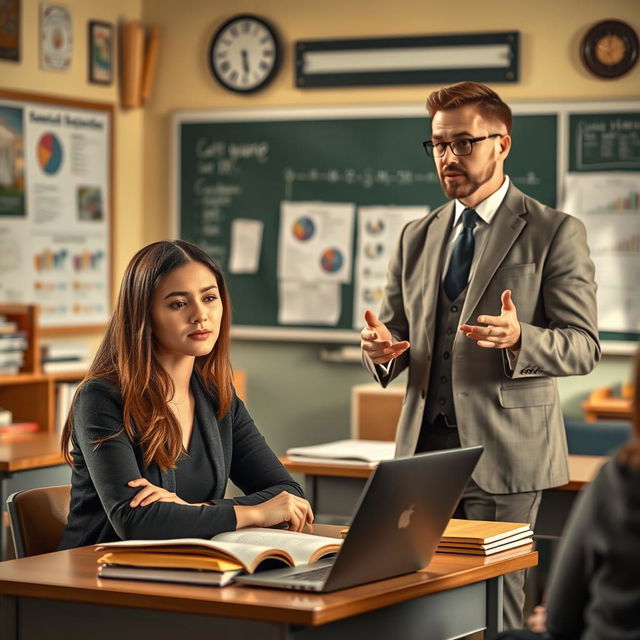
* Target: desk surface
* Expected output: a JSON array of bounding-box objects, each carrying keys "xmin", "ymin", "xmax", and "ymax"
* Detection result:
[
  {"xmin": 281, "ymin": 454, "xmax": 607, "ymax": 491},
  {"xmin": 0, "ymin": 432, "xmax": 65, "ymax": 472},
  {"xmin": 0, "ymin": 524, "xmax": 536, "ymax": 627}
]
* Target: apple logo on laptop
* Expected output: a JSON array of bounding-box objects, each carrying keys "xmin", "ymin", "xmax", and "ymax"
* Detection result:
[{"xmin": 398, "ymin": 504, "xmax": 415, "ymax": 529}]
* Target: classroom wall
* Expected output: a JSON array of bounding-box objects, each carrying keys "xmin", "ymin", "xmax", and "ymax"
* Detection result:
[
  {"xmin": 1, "ymin": 0, "xmax": 146, "ymax": 284},
  {"xmin": 3, "ymin": 0, "xmax": 638, "ymax": 456}
]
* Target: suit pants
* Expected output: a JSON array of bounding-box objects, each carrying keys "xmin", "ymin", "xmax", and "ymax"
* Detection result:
[{"xmin": 416, "ymin": 416, "xmax": 542, "ymax": 630}]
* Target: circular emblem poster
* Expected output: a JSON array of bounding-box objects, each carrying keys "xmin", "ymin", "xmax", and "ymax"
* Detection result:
[{"xmin": 40, "ymin": 4, "xmax": 73, "ymax": 71}]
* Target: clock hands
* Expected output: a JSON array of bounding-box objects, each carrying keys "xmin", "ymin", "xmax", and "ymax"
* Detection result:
[{"xmin": 241, "ymin": 49, "xmax": 250, "ymax": 73}]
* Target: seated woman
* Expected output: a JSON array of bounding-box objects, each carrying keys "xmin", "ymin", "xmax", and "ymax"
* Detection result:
[{"xmin": 60, "ymin": 240, "xmax": 312, "ymax": 549}]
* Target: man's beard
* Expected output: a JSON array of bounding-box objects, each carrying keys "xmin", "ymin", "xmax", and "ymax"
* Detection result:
[{"xmin": 439, "ymin": 159, "xmax": 498, "ymax": 200}]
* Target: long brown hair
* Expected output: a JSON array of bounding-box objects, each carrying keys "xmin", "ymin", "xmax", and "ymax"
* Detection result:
[
  {"xmin": 61, "ymin": 240, "xmax": 234, "ymax": 470},
  {"xmin": 426, "ymin": 81, "xmax": 513, "ymax": 134}
]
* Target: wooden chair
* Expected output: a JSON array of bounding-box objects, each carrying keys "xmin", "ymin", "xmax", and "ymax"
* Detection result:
[{"xmin": 6, "ymin": 485, "xmax": 71, "ymax": 558}]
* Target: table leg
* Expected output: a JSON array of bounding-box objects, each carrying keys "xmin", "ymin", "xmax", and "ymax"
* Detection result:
[{"xmin": 486, "ymin": 575, "xmax": 504, "ymax": 636}]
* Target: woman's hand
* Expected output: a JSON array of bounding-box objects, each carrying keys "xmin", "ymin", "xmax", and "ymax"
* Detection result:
[
  {"xmin": 128, "ymin": 478, "xmax": 191, "ymax": 507},
  {"xmin": 234, "ymin": 491, "xmax": 314, "ymax": 532}
]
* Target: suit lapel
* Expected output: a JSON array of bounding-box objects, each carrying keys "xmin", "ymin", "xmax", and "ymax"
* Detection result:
[
  {"xmin": 422, "ymin": 202, "xmax": 455, "ymax": 350},
  {"xmin": 461, "ymin": 184, "xmax": 527, "ymax": 323},
  {"xmin": 191, "ymin": 373, "xmax": 226, "ymax": 495}
]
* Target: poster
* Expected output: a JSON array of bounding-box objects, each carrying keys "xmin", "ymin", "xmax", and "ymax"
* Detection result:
[{"xmin": 0, "ymin": 95, "xmax": 110, "ymax": 327}]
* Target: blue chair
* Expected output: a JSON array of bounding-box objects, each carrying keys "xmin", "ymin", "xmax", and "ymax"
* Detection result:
[{"xmin": 564, "ymin": 418, "xmax": 632, "ymax": 456}]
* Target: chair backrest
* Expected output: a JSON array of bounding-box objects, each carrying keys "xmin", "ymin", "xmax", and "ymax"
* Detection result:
[
  {"xmin": 564, "ymin": 418, "xmax": 632, "ymax": 456},
  {"xmin": 7, "ymin": 485, "xmax": 71, "ymax": 558}
]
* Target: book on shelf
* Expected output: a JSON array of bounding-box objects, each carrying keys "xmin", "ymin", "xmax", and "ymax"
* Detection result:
[
  {"xmin": 96, "ymin": 527, "xmax": 343, "ymax": 582},
  {"xmin": 0, "ymin": 352, "xmax": 24, "ymax": 367},
  {"xmin": 0, "ymin": 318, "xmax": 18, "ymax": 333},
  {"xmin": 41, "ymin": 342, "xmax": 91, "ymax": 361},
  {"xmin": 56, "ymin": 381, "xmax": 81, "ymax": 431},
  {"xmin": 0, "ymin": 364, "xmax": 20, "ymax": 376},
  {"xmin": 42, "ymin": 360, "xmax": 89, "ymax": 374},
  {"xmin": 0, "ymin": 408, "xmax": 13, "ymax": 426},
  {"xmin": 286, "ymin": 439, "xmax": 396, "ymax": 465},
  {"xmin": 0, "ymin": 422, "xmax": 39, "ymax": 435},
  {"xmin": 0, "ymin": 332, "xmax": 28, "ymax": 352}
]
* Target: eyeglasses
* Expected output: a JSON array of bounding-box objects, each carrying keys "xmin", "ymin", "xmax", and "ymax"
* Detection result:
[{"xmin": 422, "ymin": 134, "xmax": 503, "ymax": 158}]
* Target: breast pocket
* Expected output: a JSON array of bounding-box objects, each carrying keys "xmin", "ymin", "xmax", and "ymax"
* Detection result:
[{"xmin": 495, "ymin": 263, "xmax": 536, "ymax": 278}]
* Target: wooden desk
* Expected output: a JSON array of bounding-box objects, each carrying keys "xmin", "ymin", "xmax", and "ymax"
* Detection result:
[
  {"xmin": 581, "ymin": 383, "xmax": 633, "ymax": 422},
  {"xmin": 0, "ymin": 524, "xmax": 536, "ymax": 639},
  {"xmin": 282, "ymin": 454, "xmax": 607, "ymax": 539},
  {"xmin": 0, "ymin": 432, "xmax": 70, "ymax": 560}
]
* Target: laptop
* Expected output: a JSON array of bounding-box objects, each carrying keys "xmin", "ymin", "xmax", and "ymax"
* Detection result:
[{"xmin": 235, "ymin": 445, "xmax": 483, "ymax": 592}]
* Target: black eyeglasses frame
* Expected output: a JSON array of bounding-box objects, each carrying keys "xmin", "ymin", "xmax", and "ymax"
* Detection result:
[{"xmin": 422, "ymin": 133, "xmax": 504, "ymax": 158}]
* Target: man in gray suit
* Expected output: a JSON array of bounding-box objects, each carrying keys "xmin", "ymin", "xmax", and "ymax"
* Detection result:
[{"xmin": 360, "ymin": 81, "xmax": 600, "ymax": 628}]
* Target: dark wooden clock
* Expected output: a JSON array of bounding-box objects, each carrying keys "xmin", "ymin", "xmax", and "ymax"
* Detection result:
[{"xmin": 580, "ymin": 20, "xmax": 639, "ymax": 79}]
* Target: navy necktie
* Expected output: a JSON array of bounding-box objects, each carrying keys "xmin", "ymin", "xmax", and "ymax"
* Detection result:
[{"xmin": 444, "ymin": 208, "xmax": 478, "ymax": 301}]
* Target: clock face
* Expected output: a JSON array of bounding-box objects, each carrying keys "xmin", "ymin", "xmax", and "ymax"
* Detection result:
[
  {"xmin": 581, "ymin": 20, "xmax": 639, "ymax": 79},
  {"xmin": 209, "ymin": 15, "xmax": 280, "ymax": 93}
]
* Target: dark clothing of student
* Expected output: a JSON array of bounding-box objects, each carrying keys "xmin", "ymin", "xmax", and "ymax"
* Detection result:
[
  {"xmin": 60, "ymin": 374, "xmax": 303, "ymax": 549},
  {"xmin": 545, "ymin": 457, "xmax": 640, "ymax": 639}
]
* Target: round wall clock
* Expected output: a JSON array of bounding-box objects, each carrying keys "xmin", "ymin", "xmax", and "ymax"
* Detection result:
[
  {"xmin": 208, "ymin": 15, "xmax": 280, "ymax": 93},
  {"xmin": 580, "ymin": 19, "xmax": 639, "ymax": 79}
]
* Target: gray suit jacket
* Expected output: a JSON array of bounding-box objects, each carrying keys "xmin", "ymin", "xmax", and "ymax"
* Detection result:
[{"xmin": 363, "ymin": 183, "xmax": 601, "ymax": 493}]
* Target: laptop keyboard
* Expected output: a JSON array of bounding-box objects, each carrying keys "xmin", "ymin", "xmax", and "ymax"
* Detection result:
[{"xmin": 289, "ymin": 566, "xmax": 332, "ymax": 581}]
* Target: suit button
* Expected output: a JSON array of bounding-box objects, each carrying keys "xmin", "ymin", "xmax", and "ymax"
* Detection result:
[
  {"xmin": 440, "ymin": 376, "xmax": 447, "ymax": 383},
  {"xmin": 443, "ymin": 352, "xmax": 450, "ymax": 360},
  {"xmin": 438, "ymin": 398, "xmax": 446, "ymax": 405},
  {"xmin": 451, "ymin": 305, "xmax": 458, "ymax": 312},
  {"xmin": 447, "ymin": 328, "xmax": 454, "ymax": 335}
]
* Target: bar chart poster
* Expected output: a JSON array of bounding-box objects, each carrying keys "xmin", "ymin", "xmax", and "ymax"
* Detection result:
[
  {"xmin": 562, "ymin": 173, "xmax": 640, "ymax": 333},
  {"xmin": 0, "ymin": 94, "xmax": 111, "ymax": 328}
]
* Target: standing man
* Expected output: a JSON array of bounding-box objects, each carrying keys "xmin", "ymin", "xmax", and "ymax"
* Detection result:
[{"xmin": 360, "ymin": 82, "xmax": 600, "ymax": 628}]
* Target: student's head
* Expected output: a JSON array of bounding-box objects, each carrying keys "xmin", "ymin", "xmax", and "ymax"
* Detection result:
[
  {"xmin": 62, "ymin": 240, "xmax": 234, "ymax": 470},
  {"xmin": 425, "ymin": 81, "xmax": 512, "ymax": 206}
]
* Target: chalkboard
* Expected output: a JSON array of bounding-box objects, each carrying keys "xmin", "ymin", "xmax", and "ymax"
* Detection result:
[{"xmin": 173, "ymin": 105, "xmax": 557, "ymax": 341}]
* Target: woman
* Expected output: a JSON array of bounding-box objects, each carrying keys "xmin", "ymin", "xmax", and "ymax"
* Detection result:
[{"xmin": 60, "ymin": 240, "xmax": 312, "ymax": 549}]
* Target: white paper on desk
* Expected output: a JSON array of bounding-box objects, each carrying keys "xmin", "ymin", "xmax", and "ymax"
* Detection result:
[
  {"xmin": 286, "ymin": 439, "xmax": 396, "ymax": 463},
  {"xmin": 353, "ymin": 205, "xmax": 428, "ymax": 329},
  {"xmin": 278, "ymin": 280, "xmax": 340, "ymax": 325},
  {"xmin": 228, "ymin": 219, "xmax": 263, "ymax": 274},
  {"xmin": 278, "ymin": 201, "xmax": 355, "ymax": 283}
]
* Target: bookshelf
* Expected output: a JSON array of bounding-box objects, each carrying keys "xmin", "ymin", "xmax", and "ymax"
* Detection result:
[{"xmin": 0, "ymin": 305, "xmax": 86, "ymax": 433}]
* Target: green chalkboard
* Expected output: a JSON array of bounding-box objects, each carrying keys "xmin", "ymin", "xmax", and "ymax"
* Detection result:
[
  {"xmin": 174, "ymin": 106, "xmax": 557, "ymax": 340},
  {"xmin": 569, "ymin": 111, "xmax": 640, "ymax": 172}
]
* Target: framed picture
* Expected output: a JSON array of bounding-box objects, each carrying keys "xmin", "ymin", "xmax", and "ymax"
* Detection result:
[
  {"xmin": 0, "ymin": 0, "xmax": 20, "ymax": 62},
  {"xmin": 88, "ymin": 20, "xmax": 113, "ymax": 84},
  {"xmin": 40, "ymin": 3, "xmax": 72, "ymax": 71}
]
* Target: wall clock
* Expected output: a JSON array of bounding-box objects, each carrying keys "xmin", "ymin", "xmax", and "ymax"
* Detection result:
[
  {"xmin": 208, "ymin": 14, "xmax": 280, "ymax": 93},
  {"xmin": 580, "ymin": 19, "xmax": 639, "ymax": 79}
]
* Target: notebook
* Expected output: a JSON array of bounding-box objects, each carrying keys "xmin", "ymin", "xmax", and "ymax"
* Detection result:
[{"xmin": 235, "ymin": 445, "xmax": 483, "ymax": 592}]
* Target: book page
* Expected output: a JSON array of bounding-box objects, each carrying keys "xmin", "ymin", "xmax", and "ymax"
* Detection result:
[
  {"xmin": 212, "ymin": 528, "xmax": 343, "ymax": 566},
  {"xmin": 286, "ymin": 439, "xmax": 395, "ymax": 463}
]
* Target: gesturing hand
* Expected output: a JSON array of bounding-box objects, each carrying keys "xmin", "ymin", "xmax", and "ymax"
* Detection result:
[
  {"xmin": 128, "ymin": 478, "xmax": 191, "ymax": 508},
  {"xmin": 360, "ymin": 309, "xmax": 410, "ymax": 365},
  {"xmin": 459, "ymin": 290, "xmax": 521, "ymax": 351}
]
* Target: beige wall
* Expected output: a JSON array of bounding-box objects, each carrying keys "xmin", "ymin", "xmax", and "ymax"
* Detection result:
[
  {"xmin": 2, "ymin": 0, "xmax": 638, "ymax": 453},
  {"xmin": 1, "ymin": 0, "xmax": 145, "ymax": 284}
]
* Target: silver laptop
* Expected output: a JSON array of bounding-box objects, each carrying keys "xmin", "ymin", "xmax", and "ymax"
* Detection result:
[{"xmin": 235, "ymin": 445, "xmax": 483, "ymax": 592}]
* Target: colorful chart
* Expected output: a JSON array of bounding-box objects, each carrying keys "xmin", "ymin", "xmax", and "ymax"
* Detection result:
[
  {"xmin": 34, "ymin": 248, "xmax": 68, "ymax": 271},
  {"xmin": 320, "ymin": 248, "xmax": 343, "ymax": 273},
  {"xmin": 292, "ymin": 216, "xmax": 315, "ymax": 241},
  {"xmin": 37, "ymin": 132, "xmax": 63, "ymax": 175}
]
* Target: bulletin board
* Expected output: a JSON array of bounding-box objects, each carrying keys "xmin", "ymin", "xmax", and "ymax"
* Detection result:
[
  {"xmin": 0, "ymin": 89, "xmax": 113, "ymax": 333},
  {"xmin": 172, "ymin": 101, "xmax": 639, "ymax": 352}
]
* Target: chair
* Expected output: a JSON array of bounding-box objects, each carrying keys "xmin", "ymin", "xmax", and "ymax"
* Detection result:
[
  {"xmin": 6, "ymin": 485, "xmax": 71, "ymax": 558},
  {"xmin": 564, "ymin": 418, "xmax": 632, "ymax": 456}
]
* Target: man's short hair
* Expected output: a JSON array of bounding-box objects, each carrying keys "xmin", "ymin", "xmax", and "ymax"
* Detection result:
[{"xmin": 426, "ymin": 81, "xmax": 513, "ymax": 134}]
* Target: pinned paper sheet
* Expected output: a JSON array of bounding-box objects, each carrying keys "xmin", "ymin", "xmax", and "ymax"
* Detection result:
[
  {"xmin": 278, "ymin": 280, "xmax": 341, "ymax": 326},
  {"xmin": 278, "ymin": 201, "xmax": 355, "ymax": 283},
  {"xmin": 228, "ymin": 219, "xmax": 263, "ymax": 274}
]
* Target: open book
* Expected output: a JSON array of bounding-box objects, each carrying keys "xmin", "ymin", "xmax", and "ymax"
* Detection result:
[
  {"xmin": 286, "ymin": 439, "xmax": 396, "ymax": 465},
  {"xmin": 96, "ymin": 527, "xmax": 343, "ymax": 575}
]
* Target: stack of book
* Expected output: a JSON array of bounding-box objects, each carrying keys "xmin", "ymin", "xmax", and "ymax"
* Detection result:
[
  {"xmin": 286, "ymin": 439, "xmax": 396, "ymax": 466},
  {"xmin": 41, "ymin": 343, "xmax": 90, "ymax": 374},
  {"xmin": 437, "ymin": 519, "xmax": 534, "ymax": 556},
  {"xmin": 55, "ymin": 381, "xmax": 82, "ymax": 432},
  {"xmin": 96, "ymin": 527, "xmax": 342, "ymax": 587},
  {"xmin": 0, "ymin": 316, "xmax": 28, "ymax": 376},
  {"xmin": 0, "ymin": 406, "xmax": 39, "ymax": 435}
]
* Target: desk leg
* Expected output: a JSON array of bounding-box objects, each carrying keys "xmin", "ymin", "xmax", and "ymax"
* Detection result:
[
  {"xmin": 486, "ymin": 575, "xmax": 504, "ymax": 636},
  {"xmin": 304, "ymin": 476, "xmax": 318, "ymax": 510}
]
